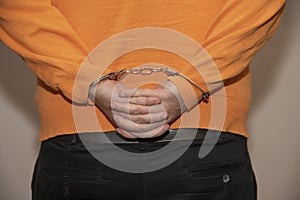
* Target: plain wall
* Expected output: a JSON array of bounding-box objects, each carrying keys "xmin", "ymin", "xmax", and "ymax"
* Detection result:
[{"xmin": 0, "ymin": 1, "xmax": 299, "ymax": 199}]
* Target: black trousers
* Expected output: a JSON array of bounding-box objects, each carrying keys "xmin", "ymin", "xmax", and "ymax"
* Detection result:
[{"xmin": 31, "ymin": 129, "xmax": 257, "ymax": 200}]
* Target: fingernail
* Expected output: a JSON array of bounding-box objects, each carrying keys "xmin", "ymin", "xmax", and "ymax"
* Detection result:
[
  {"xmin": 162, "ymin": 113, "xmax": 168, "ymax": 119},
  {"xmin": 165, "ymin": 124, "xmax": 170, "ymax": 131},
  {"xmin": 155, "ymin": 98, "xmax": 161, "ymax": 104},
  {"xmin": 111, "ymin": 102, "xmax": 116, "ymax": 108},
  {"xmin": 119, "ymin": 90, "xmax": 129, "ymax": 97}
]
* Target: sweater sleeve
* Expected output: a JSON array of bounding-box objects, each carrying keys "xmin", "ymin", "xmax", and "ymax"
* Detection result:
[
  {"xmin": 0, "ymin": 0, "xmax": 97, "ymax": 104},
  {"xmin": 169, "ymin": 0, "xmax": 286, "ymax": 111}
]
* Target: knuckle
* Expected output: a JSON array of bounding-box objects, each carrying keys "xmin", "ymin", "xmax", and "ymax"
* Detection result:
[
  {"xmin": 131, "ymin": 107, "xmax": 140, "ymax": 115},
  {"xmin": 133, "ymin": 116, "xmax": 143, "ymax": 124},
  {"xmin": 132, "ymin": 98, "xmax": 139, "ymax": 105},
  {"xmin": 137, "ymin": 115, "xmax": 151, "ymax": 124},
  {"xmin": 147, "ymin": 98, "xmax": 155, "ymax": 105},
  {"xmin": 141, "ymin": 97, "xmax": 148, "ymax": 105},
  {"xmin": 146, "ymin": 115, "xmax": 152, "ymax": 123}
]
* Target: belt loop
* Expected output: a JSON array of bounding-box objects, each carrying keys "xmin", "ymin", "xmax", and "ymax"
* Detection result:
[{"xmin": 70, "ymin": 134, "xmax": 78, "ymax": 145}]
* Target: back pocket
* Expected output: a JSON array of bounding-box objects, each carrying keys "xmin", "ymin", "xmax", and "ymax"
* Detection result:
[
  {"xmin": 187, "ymin": 160, "xmax": 247, "ymax": 177},
  {"xmin": 42, "ymin": 166, "xmax": 102, "ymax": 183}
]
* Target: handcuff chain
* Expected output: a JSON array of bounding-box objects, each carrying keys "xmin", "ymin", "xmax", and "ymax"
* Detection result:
[
  {"xmin": 125, "ymin": 67, "xmax": 209, "ymax": 100},
  {"xmin": 90, "ymin": 67, "xmax": 209, "ymax": 100},
  {"xmin": 127, "ymin": 67, "xmax": 176, "ymax": 76}
]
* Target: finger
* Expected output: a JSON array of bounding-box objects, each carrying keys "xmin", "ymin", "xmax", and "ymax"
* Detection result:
[
  {"xmin": 139, "ymin": 124, "xmax": 169, "ymax": 138},
  {"xmin": 119, "ymin": 88, "xmax": 156, "ymax": 98},
  {"xmin": 111, "ymin": 102, "xmax": 164, "ymax": 115},
  {"xmin": 111, "ymin": 102, "xmax": 149, "ymax": 115},
  {"xmin": 129, "ymin": 96, "xmax": 161, "ymax": 106},
  {"xmin": 113, "ymin": 95, "xmax": 161, "ymax": 105},
  {"xmin": 115, "ymin": 111, "xmax": 168, "ymax": 124},
  {"xmin": 113, "ymin": 114, "xmax": 166, "ymax": 133},
  {"xmin": 151, "ymin": 124, "xmax": 170, "ymax": 138},
  {"xmin": 116, "ymin": 128, "xmax": 137, "ymax": 139},
  {"xmin": 117, "ymin": 124, "xmax": 169, "ymax": 139}
]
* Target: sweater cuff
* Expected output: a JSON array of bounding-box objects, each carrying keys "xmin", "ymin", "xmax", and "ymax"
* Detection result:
[{"xmin": 59, "ymin": 62, "xmax": 105, "ymax": 105}]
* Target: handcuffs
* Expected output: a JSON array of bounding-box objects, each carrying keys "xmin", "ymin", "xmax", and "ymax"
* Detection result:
[{"xmin": 89, "ymin": 67, "xmax": 210, "ymax": 101}]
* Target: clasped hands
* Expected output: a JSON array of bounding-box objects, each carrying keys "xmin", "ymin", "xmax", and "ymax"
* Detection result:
[{"xmin": 94, "ymin": 79, "xmax": 185, "ymax": 139}]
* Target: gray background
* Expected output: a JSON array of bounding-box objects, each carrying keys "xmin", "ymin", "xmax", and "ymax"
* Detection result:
[{"xmin": 0, "ymin": 1, "xmax": 299, "ymax": 199}]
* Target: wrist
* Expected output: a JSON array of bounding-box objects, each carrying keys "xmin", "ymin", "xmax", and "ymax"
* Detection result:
[
  {"xmin": 160, "ymin": 80, "xmax": 187, "ymax": 113},
  {"xmin": 168, "ymin": 76, "xmax": 207, "ymax": 111},
  {"xmin": 89, "ymin": 79, "xmax": 116, "ymax": 104}
]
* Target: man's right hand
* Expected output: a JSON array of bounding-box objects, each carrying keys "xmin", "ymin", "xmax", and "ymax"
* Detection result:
[{"xmin": 94, "ymin": 80, "xmax": 168, "ymax": 139}]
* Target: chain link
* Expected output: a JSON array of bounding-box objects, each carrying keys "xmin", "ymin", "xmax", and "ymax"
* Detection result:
[{"xmin": 126, "ymin": 67, "xmax": 178, "ymax": 77}]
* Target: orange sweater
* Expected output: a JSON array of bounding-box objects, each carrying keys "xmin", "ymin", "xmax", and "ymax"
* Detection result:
[{"xmin": 0, "ymin": 0, "xmax": 285, "ymax": 141}]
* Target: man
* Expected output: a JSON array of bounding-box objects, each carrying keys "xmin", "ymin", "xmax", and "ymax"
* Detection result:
[{"xmin": 0, "ymin": 0, "xmax": 285, "ymax": 199}]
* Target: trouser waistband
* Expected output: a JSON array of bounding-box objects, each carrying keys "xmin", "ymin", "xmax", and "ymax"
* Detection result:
[{"xmin": 48, "ymin": 129, "xmax": 241, "ymax": 144}]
